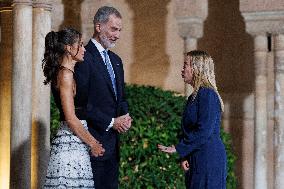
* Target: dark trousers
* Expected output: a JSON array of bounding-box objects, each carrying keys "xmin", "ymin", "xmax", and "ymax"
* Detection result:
[{"xmin": 91, "ymin": 156, "xmax": 119, "ymax": 189}]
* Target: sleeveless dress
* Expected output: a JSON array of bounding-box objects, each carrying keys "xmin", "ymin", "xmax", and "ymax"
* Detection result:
[{"xmin": 44, "ymin": 68, "xmax": 95, "ymax": 188}]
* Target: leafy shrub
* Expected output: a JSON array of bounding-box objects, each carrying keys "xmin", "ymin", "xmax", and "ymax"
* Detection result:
[
  {"xmin": 50, "ymin": 84, "xmax": 237, "ymax": 188},
  {"xmin": 221, "ymin": 129, "xmax": 238, "ymax": 189},
  {"xmin": 119, "ymin": 85, "xmax": 186, "ymax": 189},
  {"xmin": 50, "ymin": 96, "xmax": 60, "ymax": 139}
]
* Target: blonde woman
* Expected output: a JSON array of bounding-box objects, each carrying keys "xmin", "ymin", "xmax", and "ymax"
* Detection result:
[{"xmin": 158, "ymin": 50, "xmax": 227, "ymax": 189}]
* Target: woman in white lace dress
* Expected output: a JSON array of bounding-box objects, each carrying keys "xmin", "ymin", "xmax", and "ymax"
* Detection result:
[{"xmin": 42, "ymin": 28, "xmax": 105, "ymax": 188}]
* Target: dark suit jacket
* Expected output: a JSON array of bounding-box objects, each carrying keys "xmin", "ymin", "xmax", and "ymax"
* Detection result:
[{"xmin": 74, "ymin": 40, "xmax": 128, "ymax": 161}]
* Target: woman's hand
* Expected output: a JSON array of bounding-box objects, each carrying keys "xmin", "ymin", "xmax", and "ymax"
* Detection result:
[
  {"xmin": 90, "ymin": 141, "xmax": 105, "ymax": 157},
  {"xmin": 157, "ymin": 144, "xmax": 176, "ymax": 154},
  {"xmin": 180, "ymin": 160, "xmax": 190, "ymax": 171}
]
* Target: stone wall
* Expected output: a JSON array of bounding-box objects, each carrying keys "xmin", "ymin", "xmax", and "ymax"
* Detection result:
[
  {"xmin": 50, "ymin": 0, "xmax": 184, "ymax": 92},
  {"xmin": 240, "ymin": 0, "xmax": 284, "ymax": 12}
]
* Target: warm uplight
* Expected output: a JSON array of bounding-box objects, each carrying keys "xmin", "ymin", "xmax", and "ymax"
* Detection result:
[
  {"xmin": 31, "ymin": 121, "xmax": 39, "ymax": 189},
  {"xmin": 0, "ymin": 79, "xmax": 11, "ymax": 189},
  {"xmin": 0, "ymin": 6, "xmax": 12, "ymax": 189}
]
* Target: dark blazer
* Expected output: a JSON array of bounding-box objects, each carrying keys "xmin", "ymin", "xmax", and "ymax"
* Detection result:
[
  {"xmin": 175, "ymin": 87, "xmax": 227, "ymax": 189},
  {"xmin": 74, "ymin": 40, "xmax": 128, "ymax": 161}
]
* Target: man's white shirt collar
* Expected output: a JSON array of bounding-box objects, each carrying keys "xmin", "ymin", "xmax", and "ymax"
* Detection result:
[{"xmin": 91, "ymin": 38, "xmax": 107, "ymax": 54}]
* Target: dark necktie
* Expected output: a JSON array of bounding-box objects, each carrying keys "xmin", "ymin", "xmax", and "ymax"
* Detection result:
[{"xmin": 103, "ymin": 50, "xmax": 117, "ymax": 98}]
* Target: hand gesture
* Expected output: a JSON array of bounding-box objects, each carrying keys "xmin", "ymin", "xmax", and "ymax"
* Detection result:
[
  {"xmin": 157, "ymin": 144, "xmax": 176, "ymax": 154},
  {"xmin": 90, "ymin": 141, "xmax": 105, "ymax": 157},
  {"xmin": 180, "ymin": 160, "xmax": 190, "ymax": 171},
  {"xmin": 113, "ymin": 113, "xmax": 132, "ymax": 133}
]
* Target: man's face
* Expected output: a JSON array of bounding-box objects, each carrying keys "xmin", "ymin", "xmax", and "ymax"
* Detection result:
[{"xmin": 98, "ymin": 14, "xmax": 122, "ymax": 49}]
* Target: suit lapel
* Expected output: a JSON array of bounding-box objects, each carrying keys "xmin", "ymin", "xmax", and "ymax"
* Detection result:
[{"xmin": 85, "ymin": 40, "xmax": 117, "ymax": 100}]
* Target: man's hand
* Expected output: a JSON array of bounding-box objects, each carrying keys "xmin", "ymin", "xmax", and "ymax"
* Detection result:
[{"xmin": 113, "ymin": 113, "xmax": 132, "ymax": 133}]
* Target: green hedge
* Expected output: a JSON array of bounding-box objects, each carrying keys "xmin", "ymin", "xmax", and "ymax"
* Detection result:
[{"xmin": 51, "ymin": 84, "xmax": 237, "ymax": 189}]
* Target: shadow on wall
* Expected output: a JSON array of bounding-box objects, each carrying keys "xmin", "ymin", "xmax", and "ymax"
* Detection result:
[
  {"xmin": 10, "ymin": 140, "xmax": 31, "ymax": 188},
  {"xmin": 33, "ymin": 121, "xmax": 49, "ymax": 189},
  {"xmin": 198, "ymin": 0, "xmax": 254, "ymax": 188},
  {"xmin": 59, "ymin": 0, "xmax": 84, "ymax": 31},
  {"xmin": 126, "ymin": 0, "xmax": 171, "ymax": 88},
  {"xmin": 10, "ymin": 121, "xmax": 49, "ymax": 188}
]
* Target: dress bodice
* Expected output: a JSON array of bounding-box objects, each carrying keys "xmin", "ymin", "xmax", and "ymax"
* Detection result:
[
  {"xmin": 51, "ymin": 84, "xmax": 65, "ymax": 121},
  {"xmin": 51, "ymin": 67, "xmax": 88, "ymax": 121}
]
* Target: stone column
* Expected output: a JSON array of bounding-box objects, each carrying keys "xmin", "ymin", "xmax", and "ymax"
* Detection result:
[
  {"xmin": 274, "ymin": 34, "xmax": 284, "ymax": 189},
  {"xmin": 184, "ymin": 37, "xmax": 197, "ymax": 53},
  {"xmin": 253, "ymin": 35, "xmax": 268, "ymax": 189},
  {"xmin": 0, "ymin": 3, "xmax": 12, "ymax": 189},
  {"xmin": 10, "ymin": 0, "xmax": 33, "ymax": 188},
  {"xmin": 240, "ymin": 9, "xmax": 284, "ymax": 188},
  {"xmin": 31, "ymin": 2, "xmax": 52, "ymax": 188},
  {"xmin": 174, "ymin": 0, "xmax": 208, "ymax": 96}
]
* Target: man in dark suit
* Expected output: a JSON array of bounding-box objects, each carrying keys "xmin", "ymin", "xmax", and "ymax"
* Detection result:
[{"xmin": 74, "ymin": 6, "xmax": 132, "ymax": 189}]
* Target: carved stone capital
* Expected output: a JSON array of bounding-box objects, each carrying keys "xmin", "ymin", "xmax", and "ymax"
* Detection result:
[
  {"xmin": 240, "ymin": 0, "xmax": 284, "ymax": 12},
  {"xmin": 241, "ymin": 11, "xmax": 284, "ymax": 36},
  {"xmin": 174, "ymin": 0, "xmax": 208, "ymax": 39},
  {"xmin": 176, "ymin": 17, "xmax": 204, "ymax": 39},
  {"xmin": 174, "ymin": 0, "xmax": 208, "ymax": 19},
  {"xmin": 12, "ymin": 0, "xmax": 33, "ymax": 7},
  {"xmin": 33, "ymin": 2, "xmax": 52, "ymax": 11}
]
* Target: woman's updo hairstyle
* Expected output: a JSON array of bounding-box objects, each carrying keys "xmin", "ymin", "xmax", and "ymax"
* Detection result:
[{"xmin": 42, "ymin": 27, "xmax": 82, "ymax": 85}]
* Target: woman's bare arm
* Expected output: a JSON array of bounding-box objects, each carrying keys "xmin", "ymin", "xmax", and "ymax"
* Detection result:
[{"xmin": 58, "ymin": 69, "xmax": 104, "ymax": 156}]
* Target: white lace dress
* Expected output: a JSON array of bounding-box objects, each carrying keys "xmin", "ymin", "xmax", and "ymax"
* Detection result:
[{"xmin": 44, "ymin": 120, "xmax": 95, "ymax": 188}]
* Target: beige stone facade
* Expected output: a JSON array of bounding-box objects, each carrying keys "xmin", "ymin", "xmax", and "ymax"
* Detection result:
[{"xmin": 1, "ymin": 0, "xmax": 284, "ymax": 188}]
